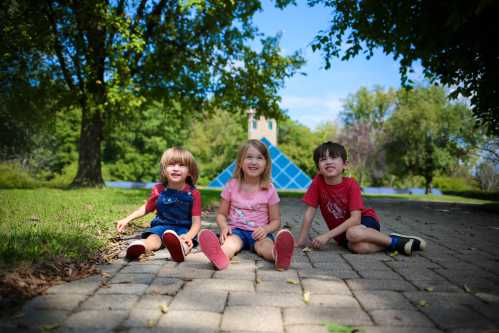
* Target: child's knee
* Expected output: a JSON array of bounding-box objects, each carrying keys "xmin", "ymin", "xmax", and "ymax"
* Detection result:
[
  {"xmin": 346, "ymin": 226, "xmax": 365, "ymax": 243},
  {"xmin": 349, "ymin": 242, "xmax": 371, "ymax": 254}
]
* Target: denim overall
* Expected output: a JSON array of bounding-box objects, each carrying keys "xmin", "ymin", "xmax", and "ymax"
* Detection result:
[{"xmin": 142, "ymin": 187, "xmax": 194, "ymax": 239}]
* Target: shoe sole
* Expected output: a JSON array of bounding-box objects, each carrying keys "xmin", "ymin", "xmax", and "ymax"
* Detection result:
[
  {"xmin": 126, "ymin": 243, "xmax": 145, "ymax": 259},
  {"xmin": 390, "ymin": 233, "xmax": 427, "ymax": 251},
  {"xmin": 163, "ymin": 231, "xmax": 185, "ymax": 262},
  {"xmin": 274, "ymin": 229, "xmax": 294, "ymax": 270},
  {"xmin": 199, "ymin": 230, "xmax": 229, "ymax": 270}
]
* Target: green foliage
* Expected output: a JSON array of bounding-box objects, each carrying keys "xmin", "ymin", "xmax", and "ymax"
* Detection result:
[
  {"xmin": 185, "ymin": 110, "xmax": 247, "ymax": 185},
  {"xmin": 0, "ymin": 162, "xmax": 40, "ymax": 189},
  {"xmin": 384, "ymin": 86, "xmax": 483, "ymax": 193},
  {"xmin": 433, "ymin": 176, "xmax": 477, "ymax": 192},
  {"xmin": 309, "ymin": 0, "xmax": 499, "ymax": 135}
]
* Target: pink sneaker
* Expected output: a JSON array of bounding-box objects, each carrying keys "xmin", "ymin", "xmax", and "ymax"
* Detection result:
[
  {"xmin": 274, "ymin": 229, "xmax": 294, "ymax": 270},
  {"xmin": 162, "ymin": 230, "xmax": 185, "ymax": 262},
  {"xmin": 126, "ymin": 240, "xmax": 146, "ymax": 259},
  {"xmin": 199, "ymin": 229, "xmax": 230, "ymax": 270}
]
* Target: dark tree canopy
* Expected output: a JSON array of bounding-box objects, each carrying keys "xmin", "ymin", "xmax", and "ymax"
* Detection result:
[
  {"xmin": 1, "ymin": 0, "xmax": 303, "ymax": 186},
  {"xmin": 309, "ymin": 0, "xmax": 499, "ymax": 135}
]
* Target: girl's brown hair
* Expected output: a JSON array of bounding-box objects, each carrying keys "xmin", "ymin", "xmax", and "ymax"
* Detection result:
[
  {"xmin": 159, "ymin": 147, "xmax": 199, "ymax": 186},
  {"xmin": 232, "ymin": 139, "xmax": 272, "ymax": 189}
]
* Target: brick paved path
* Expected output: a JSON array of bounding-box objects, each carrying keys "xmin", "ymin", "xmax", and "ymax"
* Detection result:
[{"xmin": 3, "ymin": 198, "xmax": 499, "ymax": 332}]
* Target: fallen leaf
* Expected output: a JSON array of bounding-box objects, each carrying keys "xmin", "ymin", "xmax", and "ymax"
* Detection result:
[
  {"xmin": 276, "ymin": 268, "xmax": 284, "ymax": 272},
  {"xmin": 321, "ymin": 321, "xmax": 359, "ymax": 333},
  {"xmin": 302, "ymin": 247, "xmax": 312, "ymax": 252},
  {"xmin": 160, "ymin": 304, "xmax": 168, "ymax": 313},
  {"xmin": 424, "ymin": 287, "xmax": 434, "ymax": 292},
  {"xmin": 256, "ymin": 278, "xmax": 262, "ymax": 284},
  {"xmin": 417, "ymin": 299, "xmax": 429, "ymax": 307},
  {"xmin": 230, "ymin": 259, "xmax": 240, "ymax": 264},
  {"xmin": 463, "ymin": 284, "xmax": 472, "ymax": 293},
  {"xmin": 389, "ymin": 251, "xmax": 398, "ymax": 257},
  {"xmin": 303, "ymin": 291, "xmax": 310, "ymax": 304},
  {"xmin": 287, "ymin": 279, "xmax": 299, "ymax": 285},
  {"xmin": 40, "ymin": 324, "xmax": 60, "ymax": 331},
  {"xmin": 101, "ymin": 272, "xmax": 111, "ymax": 278},
  {"xmin": 147, "ymin": 319, "xmax": 155, "ymax": 328}
]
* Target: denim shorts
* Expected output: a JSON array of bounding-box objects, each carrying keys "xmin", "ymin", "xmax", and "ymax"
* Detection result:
[
  {"xmin": 142, "ymin": 225, "xmax": 198, "ymax": 247},
  {"xmin": 231, "ymin": 228, "xmax": 275, "ymax": 251},
  {"xmin": 339, "ymin": 216, "xmax": 380, "ymax": 248}
]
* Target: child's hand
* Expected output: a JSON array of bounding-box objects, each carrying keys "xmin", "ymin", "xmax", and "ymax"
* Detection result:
[
  {"xmin": 295, "ymin": 236, "xmax": 312, "ymax": 248},
  {"xmin": 312, "ymin": 234, "xmax": 329, "ymax": 249},
  {"xmin": 252, "ymin": 226, "xmax": 267, "ymax": 241},
  {"xmin": 180, "ymin": 234, "xmax": 193, "ymax": 248},
  {"xmin": 116, "ymin": 219, "xmax": 129, "ymax": 233},
  {"xmin": 219, "ymin": 225, "xmax": 232, "ymax": 244}
]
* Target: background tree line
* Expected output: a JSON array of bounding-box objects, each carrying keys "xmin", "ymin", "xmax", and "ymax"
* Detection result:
[{"xmin": 2, "ymin": 83, "xmax": 496, "ymax": 194}]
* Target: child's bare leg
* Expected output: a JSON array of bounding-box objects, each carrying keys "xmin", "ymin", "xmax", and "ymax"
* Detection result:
[
  {"xmin": 346, "ymin": 225, "xmax": 390, "ymax": 254},
  {"xmin": 254, "ymin": 238, "xmax": 275, "ymax": 261},
  {"xmin": 221, "ymin": 235, "xmax": 244, "ymax": 259},
  {"xmin": 143, "ymin": 234, "xmax": 162, "ymax": 251}
]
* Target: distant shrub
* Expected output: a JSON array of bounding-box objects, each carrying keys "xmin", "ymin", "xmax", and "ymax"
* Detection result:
[
  {"xmin": 433, "ymin": 176, "xmax": 477, "ymax": 192},
  {"xmin": 0, "ymin": 162, "xmax": 41, "ymax": 188}
]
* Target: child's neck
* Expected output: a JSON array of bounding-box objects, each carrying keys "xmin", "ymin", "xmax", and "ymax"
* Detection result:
[
  {"xmin": 241, "ymin": 175, "xmax": 260, "ymax": 190},
  {"xmin": 323, "ymin": 174, "xmax": 343, "ymax": 185},
  {"xmin": 167, "ymin": 180, "xmax": 186, "ymax": 190}
]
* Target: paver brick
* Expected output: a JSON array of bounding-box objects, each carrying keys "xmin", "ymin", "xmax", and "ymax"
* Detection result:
[
  {"xmin": 370, "ymin": 309, "xmax": 435, "ymax": 327},
  {"xmin": 169, "ymin": 290, "xmax": 228, "ymax": 312},
  {"xmin": 96, "ymin": 283, "xmax": 148, "ymax": 295},
  {"xmin": 145, "ymin": 277, "xmax": 184, "ymax": 295},
  {"xmin": 284, "ymin": 305, "xmax": 372, "ymax": 326},
  {"xmin": 346, "ymin": 278, "xmax": 417, "ymax": 291},
  {"xmin": 222, "ymin": 306, "xmax": 283, "ymax": 332},
  {"xmin": 157, "ymin": 310, "xmax": 221, "ymax": 332},
  {"xmin": 229, "ymin": 291, "xmax": 305, "ymax": 307},
  {"xmin": 80, "ymin": 294, "xmax": 140, "ymax": 310},
  {"xmin": 301, "ymin": 278, "xmax": 351, "ymax": 295},
  {"xmin": 64, "ymin": 310, "xmax": 128, "ymax": 329},
  {"xmin": 354, "ymin": 291, "xmax": 416, "ymax": 310},
  {"xmin": 183, "ymin": 278, "xmax": 255, "ymax": 292},
  {"xmin": 256, "ymin": 280, "xmax": 302, "ymax": 294}
]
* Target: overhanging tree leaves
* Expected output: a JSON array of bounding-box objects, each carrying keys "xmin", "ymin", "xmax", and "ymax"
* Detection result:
[
  {"xmin": 1, "ymin": 0, "xmax": 303, "ymax": 186},
  {"xmin": 309, "ymin": 0, "xmax": 499, "ymax": 135}
]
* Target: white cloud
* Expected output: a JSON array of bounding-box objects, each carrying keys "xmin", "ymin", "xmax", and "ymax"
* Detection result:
[{"xmin": 280, "ymin": 95, "xmax": 344, "ymax": 129}]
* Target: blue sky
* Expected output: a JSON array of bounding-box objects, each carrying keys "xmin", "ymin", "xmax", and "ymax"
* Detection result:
[{"xmin": 253, "ymin": 1, "xmax": 422, "ymax": 129}]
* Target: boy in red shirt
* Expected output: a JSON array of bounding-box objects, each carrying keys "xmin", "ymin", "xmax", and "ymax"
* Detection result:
[{"xmin": 296, "ymin": 142, "xmax": 425, "ymax": 255}]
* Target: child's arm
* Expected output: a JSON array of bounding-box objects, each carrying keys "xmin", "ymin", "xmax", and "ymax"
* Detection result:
[
  {"xmin": 252, "ymin": 203, "xmax": 280, "ymax": 241},
  {"xmin": 116, "ymin": 204, "xmax": 148, "ymax": 233},
  {"xmin": 312, "ymin": 210, "xmax": 362, "ymax": 248},
  {"xmin": 216, "ymin": 198, "xmax": 232, "ymax": 244},
  {"xmin": 181, "ymin": 215, "xmax": 201, "ymax": 247},
  {"xmin": 296, "ymin": 205, "xmax": 316, "ymax": 248}
]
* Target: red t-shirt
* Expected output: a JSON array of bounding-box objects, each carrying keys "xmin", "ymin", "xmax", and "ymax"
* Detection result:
[
  {"xmin": 303, "ymin": 175, "xmax": 379, "ymax": 244},
  {"xmin": 145, "ymin": 183, "xmax": 202, "ymax": 216}
]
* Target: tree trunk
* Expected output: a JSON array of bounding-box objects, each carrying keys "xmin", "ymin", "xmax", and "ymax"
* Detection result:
[
  {"xmin": 424, "ymin": 175, "xmax": 433, "ymax": 195},
  {"xmin": 72, "ymin": 106, "xmax": 104, "ymax": 187}
]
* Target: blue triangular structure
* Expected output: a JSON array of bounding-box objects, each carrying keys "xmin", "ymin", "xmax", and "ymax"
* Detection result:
[{"xmin": 207, "ymin": 137, "xmax": 312, "ymax": 190}]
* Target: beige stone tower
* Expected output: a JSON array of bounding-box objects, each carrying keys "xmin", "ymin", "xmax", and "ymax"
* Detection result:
[{"xmin": 247, "ymin": 109, "xmax": 277, "ymax": 146}]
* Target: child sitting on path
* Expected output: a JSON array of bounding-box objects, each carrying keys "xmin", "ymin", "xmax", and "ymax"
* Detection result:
[
  {"xmin": 116, "ymin": 147, "xmax": 202, "ymax": 262},
  {"xmin": 296, "ymin": 141, "xmax": 426, "ymax": 255},
  {"xmin": 199, "ymin": 139, "xmax": 295, "ymax": 270}
]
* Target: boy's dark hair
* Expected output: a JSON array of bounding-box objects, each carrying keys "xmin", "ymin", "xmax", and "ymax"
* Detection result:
[{"xmin": 313, "ymin": 142, "xmax": 348, "ymax": 167}]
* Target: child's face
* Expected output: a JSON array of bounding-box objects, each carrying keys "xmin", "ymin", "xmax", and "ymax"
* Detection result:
[
  {"xmin": 165, "ymin": 161, "xmax": 189, "ymax": 185},
  {"xmin": 317, "ymin": 152, "xmax": 346, "ymax": 179},
  {"xmin": 242, "ymin": 145, "xmax": 267, "ymax": 179}
]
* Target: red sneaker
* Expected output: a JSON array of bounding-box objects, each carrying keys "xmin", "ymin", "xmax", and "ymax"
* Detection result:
[
  {"xmin": 199, "ymin": 229, "xmax": 230, "ymax": 270},
  {"xmin": 274, "ymin": 229, "xmax": 294, "ymax": 270},
  {"xmin": 126, "ymin": 240, "xmax": 146, "ymax": 259},
  {"xmin": 162, "ymin": 230, "xmax": 185, "ymax": 262}
]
